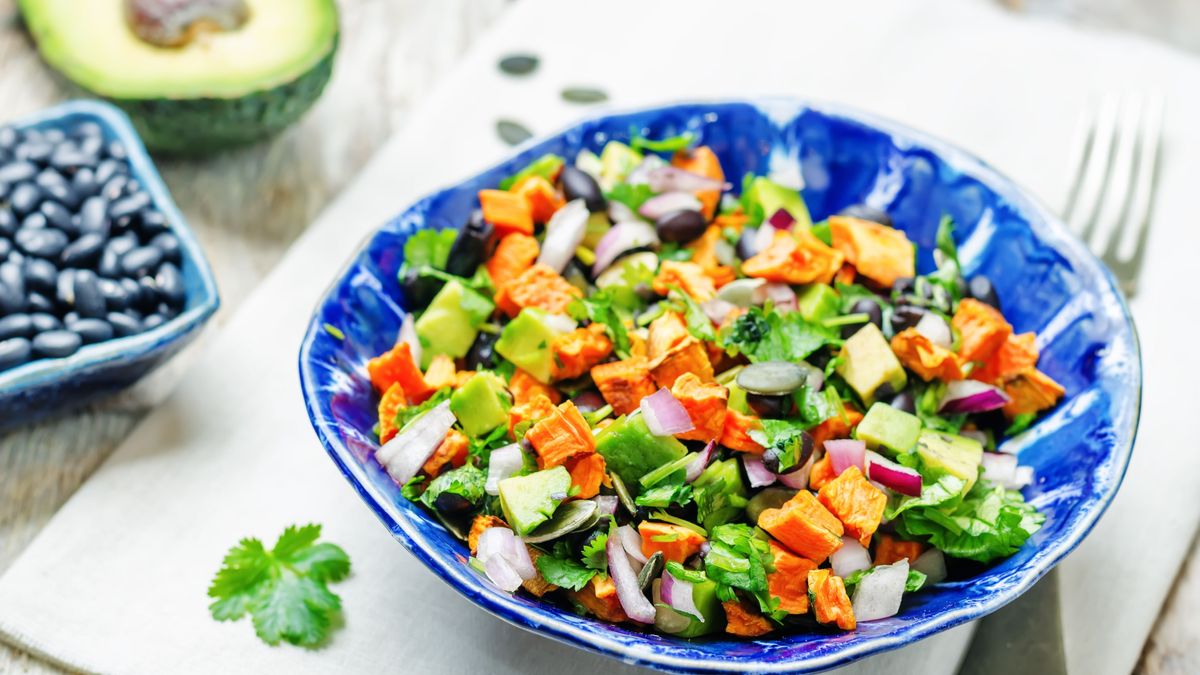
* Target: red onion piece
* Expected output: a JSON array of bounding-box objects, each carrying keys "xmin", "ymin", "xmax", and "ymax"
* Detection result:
[
  {"xmin": 486, "ymin": 443, "xmax": 525, "ymax": 496},
  {"xmin": 938, "ymin": 380, "xmax": 1012, "ymax": 414},
  {"xmin": 701, "ymin": 298, "xmax": 737, "ymax": 325},
  {"xmin": 830, "ymin": 536, "xmax": 872, "ymax": 578},
  {"xmin": 982, "ymin": 452, "xmax": 1035, "ymax": 489},
  {"xmin": 825, "ymin": 439, "xmax": 866, "ymax": 475},
  {"xmin": 376, "ymin": 401, "xmax": 455, "ymax": 484},
  {"xmin": 398, "ymin": 313, "xmax": 421, "ymax": 367},
  {"xmin": 483, "ymin": 554, "xmax": 523, "ymax": 592},
  {"xmin": 594, "ymin": 495, "xmax": 619, "ymax": 516},
  {"xmin": 607, "ymin": 530, "xmax": 657, "ymax": 623},
  {"xmin": 537, "ymin": 199, "xmax": 590, "ymax": 273},
  {"xmin": 625, "ymin": 154, "xmax": 667, "ymax": 186},
  {"xmin": 661, "ymin": 571, "xmax": 705, "ymax": 622},
  {"xmin": 762, "ymin": 283, "xmax": 797, "ymax": 313},
  {"xmin": 608, "ymin": 199, "xmax": 641, "ymax": 224},
  {"xmin": 638, "ymin": 191, "xmax": 702, "ymax": 220},
  {"xmin": 912, "ymin": 548, "xmax": 947, "ymax": 585},
  {"xmin": 915, "ymin": 312, "xmax": 952, "ymax": 349},
  {"xmin": 753, "ymin": 225, "xmax": 776, "ymax": 257},
  {"xmin": 742, "ymin": 454, "xmax": 777, "ymax": 488},
  {"xmin": 646, "ymin": 166, "xmax": 729, "ymax": 193},
  {"xmin": 851, "ymin": 560, "xmax": 909, "ymax": 621},
  {"xmin": 592, "ymin": 221, "xmax": 659, "ymax": 275},
  {"xmin": 618, "ymin": 524, "xmax": 648, "ymax": 564},
  {"xmin": 865, "ymin": 450, "xmax": 922, "ymax": 497},
  {"xmin": 766, "ymin": 208, "xmax": 796, "ymax": 230},
  {"xmin": 640, "ymin": 388, "xmax": 694, "ymax": 436},
  {"xmin": 684, "ymin": 441, "xmax": 718, "ymax": 482},
  {"xmin": 476, "ymin": 526, "xmax": 536, "ymax": 581}
]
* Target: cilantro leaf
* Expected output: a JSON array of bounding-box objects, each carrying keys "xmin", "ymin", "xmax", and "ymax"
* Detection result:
[
  {"xmin": 607, "ymin": 182, "xmax": 654, "ymax": 211},
  {"xmin": 703, "ymin": 524, "xmax": 777, "ymax": 615},
  {"xmin": 402, "ymin": 229, "xmax": 457, "ymax": 272},
  {"xmin": 635, "ymin": 477, "xmax": 694, "ymax": 509},
  {"xmin": 534, "ymin": 551, "xmax": 596, "ymax": 591},
  {"xmin": 394, "ymin": 388, "xmax": 452, "ymax": 432},
  {"xmin": 208, "ymin": 524, "xmax": 351, "ymax": 647},
  {"xmin": 582, "ymin": 530, "xmax": 609, "ymax": 572},
  {"xmin": 420, "ymin": 464, "xmax": 486, "ymax": 511},
  {"xmin": 843, "ymin": 566, "xmax": 927, "ymax": 594},
  {"xmin": 1005, "ymin": 413, "xmax": 1037, "ymax": 437},
  {"xmin": 668, "ymin": 286, "xmax": 717, "ymax": 342},
  {"xmin": 721, "ymin": 307, "xmax": 838, "ymax": 363}
]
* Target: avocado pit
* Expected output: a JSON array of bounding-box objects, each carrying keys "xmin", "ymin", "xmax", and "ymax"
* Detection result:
[{"xmin": 125, "ymin": 0, "xmax": 250, "ymax": 48}]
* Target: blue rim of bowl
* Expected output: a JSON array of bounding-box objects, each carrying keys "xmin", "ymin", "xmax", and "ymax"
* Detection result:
[
  {"xmin": 0, "ymin": 100, "xmax": 220, "ymax": 396},
  {"xmin": 299, "ymin": 97, "xmax": 1141, "ymax": 673}
]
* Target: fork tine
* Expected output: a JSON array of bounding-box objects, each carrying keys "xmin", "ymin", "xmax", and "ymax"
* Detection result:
[
  {"xmin": 1069, "ymin": 94, "xmax": 1120, "ymax": 242},
  {"xmin": 1112, "ymin": 92, "xmax": 1165, "ymax": 263},
  {"xmin": 1061, "ymin": 105, "xmax": 1096, "ymax": 221},
  {"xmin": 1088, "ymin": 94, "xmax": 1143, "ymax": 255}
]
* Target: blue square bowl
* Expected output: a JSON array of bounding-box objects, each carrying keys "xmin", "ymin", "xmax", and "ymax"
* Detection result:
[
  {"xmin": 298, "ymin": 100, "xmax": 1140, "ymax": 673},
  {"xmin": 0, "ymin": 101, "xmax": 219, "ymax": 425}
]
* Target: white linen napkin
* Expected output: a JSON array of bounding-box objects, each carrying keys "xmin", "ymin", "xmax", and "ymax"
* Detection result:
[{"xmin": 1, "ymin": 1, "xmax": 1197, "ymax": 673}]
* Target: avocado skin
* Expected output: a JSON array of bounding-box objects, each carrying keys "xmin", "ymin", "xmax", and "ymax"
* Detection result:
[{"xmin": 109, "ymin": 43, "xmax": 337, "ymax": 155}]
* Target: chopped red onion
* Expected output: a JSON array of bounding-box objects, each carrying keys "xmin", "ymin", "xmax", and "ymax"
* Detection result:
[
  {"xmin": 960, "ymin": 429, "xmax": 989, "ymax": 445},
  {"xmin": 537, "ymin": 198, "xmax": 590, "ymax": 273},
  {"xmin": 646, "ymin": 166, "xmax": 729, "ymax": 193},
  {"xmin": 830, "ymin": 536, "xmax": 872, "ymax": 578},
  {"xmin": 398, "ymin": 313, "xmax": 421, "ymax": 367},
  {"xmin": 625, "ymin": 154, "xmax": 667, "ymax": 186},
  {"xmin": 742, "ymin": 454, "xmax": 777, "ymax": 488},
  {"xmin": 684, "ymin": 441, "xmax": 718, "ymax": 482},
  {"xmin": 483, "ymin": 554, "xmax": 523, "ymax": 592},
  {"xmin": 915, "ymin": 312, "xmax": 952, "ymax": 349},
  {"xmin": 638, "ymin": 191, "xmax": 702, "ymax": 220},
  {"xmin": 753, "ymin": 224, "xmax": 776, "ymax": 256},
  {"xmin": 825, "ymin": 439, "xmax": 866, "ymax": 475},
  {"xmin": 476, "ymin": 526, "xmax": 537, "ymax": 581},
  {"xmin": 376, "ymin": 401, "xmax": 455, "ymax": 484},
  {"xmin": 618, "ymin": 524, "xmax": 648, "ymax": 565},
  {"xmin": 541, "ymin": 312, "xmax": 578, "ymax": 335},
  {"xmin": 661, "ymin": 571, "xmax": 704, "ymax": 622},
  {"xmin": 912, "ymin": 548, "xmax": 947, "ymax": 585},
  {"xmin": 762, "ymin": 283, "xmax": 797, "ymax": 313},
  {"xmin": 714, "ymin": 238, "xmax": 737, "ymax": 267},
  {"xmin": 594, "ymin": 495, "xmax": 619, "ymax": 516},
  {"xmin": 486, "ymin": 443, "xmax": 525, "ymax": 496},
  {"xmin": 851, "ymin": 560, "xmax": 909, "ymax": 622},
  {"xmin": 865, "ymin": 450, "xmax": 922, "ymax": 497},
  {"xmin": 778, "ymin": 450, "xmax": 816, "ymax": 490},
  {"xmin": 701, "ymin": 298, "xmax": 738, "ymax": 325},
  {"xmin": 607, "ymin": 530, "xmax": 657, "ymax": 623},
  {"xmin": 766, "ymin": 208, "xmax": 796, "ymax": 230},
  {"xmin": 640, "ymin": 388, "xmax": 694, "ymax": 436},
  {"xmin": 982, "ymin": 452, "xmax": 1035, "ymax": 489},
  {"xmin": 608, "ymin": 199, "xmax": 642, "ymax": 224},
  {"xmin": 938, "ymin": 380, "xmax": 1011, "ymax": 414},
  {"xmin": 592, "ymin": 221, "xmax": 659, "ymax": 275}
]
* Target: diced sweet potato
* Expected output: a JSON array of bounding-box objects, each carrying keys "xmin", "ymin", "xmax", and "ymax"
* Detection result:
[
  {"xmin": 468, "ymin": 515, "xmax": 509, "ymax": 555},
  {"xmin": 479, "ymin": 188, "xmax": 533, "ymax": 237},
  {"xmin": 422, "ymin": 354, "xmax": 456, "ymax": 391},
  {"xmin": 422, "ymin": 428, "xmax": 469, "ymax": 477},
  {"xmin": 507, "ymin": 393, "xmax": 557, "ymax": 440},
  {"xmin": 526, "ymin": 401, "xmax": 596, "ymax": 468},
  {"xmin": 809, "ymin": 453, "xmax": 837, "ymax": 491},
  {"xmin": 1002, "ymin": 368, "xmax": 1065, "ymax": 418},
  {"xmin": 378, "ymin": 382, "xmax": 407, "ymax": 444},
  {"xmin": 591, "ymin": 358, "xmax": 658, "ymax": 415},
  {"xmin": 758, "ymin": 490, "xmax": 844, "ymax": 564},
  {"xmin": 818, "ymin": 465, "xmax": 887, "ymax": 547},
  {"xmin": 768, "ymin": 541, "xmax": 818, "ymax": 615},
  {"xmin": 572, "ymin": 575, "xmax": 628, "ymax": 623},
  {"xmin": 551, "ymin": 323, "xmax": 613, "ymax": 380},
  {"xmin": 808, "ymin": 569, "xmax": 856, "ymax": 630},
  {"xmin": 486, "ymin": 233, "xmax": 539, "ymax": 294},
  {"xmin": 494, "ymin": 263, "xmax": 583, "ymax": 318},
  {"xmin": 509, "ymin": 368, "xmax": 562, "ymax": 406},
  {"xmin": 670, "ymin": 372, "xmax": 729, "ymax": 442},
  {"xmin": 720, "ymin": 409, "xmax": 765, "ymax": 454},
  {"xmin": 650, "ymin": 338, "xmax": 714, "ymax": 390},
  {"xmin": 638, "ymin": 521, "xmax": 707, "ymax": 564},
  {"xmin": 714, "ymin": 210, "xmax": 748, "ymax": 232},
  {"xmin": 522, "ymin": 547, "xmax": 559, "ymax": 597},
  {"xmin": 647, "ymin": 312, "xmax": 691, "ymax": 360},
  {"xmin": 564, "ymin": 453, "xmax": 608, "ymax": 500},
  {"xmin": 809, "ymin": 404, "xmax": 864, "ymax": 451},
  {"xmin": 972, "ymin": 332, "xmax": 1038, "ymax": 386},
  {"xmin": 652, "ymin": 260, "xmax": 717, "ymax": 302},
  {"xmin": 952, "ymin": 298, "xmax": 1013, "ymax": 364},
  {"xmin": 874, "ymin": 534, "xmax": 927, "ymax": 566},
  {"xmin": 367, "ymin": 341, "xmax": 433, "ymax": 402},
  {"xmin": 689, "ymin": 226, "xmax": 737, "ymax": 288},
  {"xmin": 834, "ymin": 263, "xmax": 857, "ymax": 286},
  {"xmin": 742, "ymin": 229, "xmax": 845, "ymax": 285},
  {"xmin": 672, "ymin": 146, "xmax": 724, "ymax": 219},
  {"xmin": 828, "ymin": 216, "xmax": 916, "ymax": 288},
  {"xmin": 511, "ymin": 175, "xmax": 565, "ymax": 224},
  {"xmin": 891, "ymin": 328, "xmax": 964, "ymax": 382},
  {"xmin": 722, "ymin": 598, "xmax": 774, "ymax": 637}
]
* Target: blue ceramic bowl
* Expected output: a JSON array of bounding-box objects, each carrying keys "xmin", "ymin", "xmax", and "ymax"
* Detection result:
[
  {"xmin": 0, "ymin": 101, "xmax": 219, "ymax": 426},
  {"xmin": 299, "ymin": 100, "xmax": 1140, "ymax": 673}
]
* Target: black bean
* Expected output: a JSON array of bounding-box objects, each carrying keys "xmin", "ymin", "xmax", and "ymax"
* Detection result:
[
  {"xmin": 0, "ymin": 337, "xmax": 32, "ymax": 370},
  {"xmin": 150, "ymin": 232, "xmax": 181, "ymax": 263},
  {"xmin": 120, "ymin": 277, "xmax": 142, "ymax": 307},
  {"xmin": 77, "ymin": 134, "xmax": 103, "ymax": 158},
  {"xmin": 78, "ymin": 196, "xmax": 110, "ymax": 235},
  {"xmin": 73, "ymin": 122, "xmax": 103, "ymax": 140},
  {"xmin": 0, "ymin": 281, "xmax": 23, "ymax": 314},
  {"xmin": 94, "ymin": 159, "xmax": 122, "ymax": 185},
  {"xmin": 842, "ymin": 298, "xmax": 884, "ymax": 339},
  {"xmin": 35, "ymin": 170, "xmax": 73, "ymax": 205},
  {"xmin": 968, "ymin": 275, "xmax": 1000, "ymax": 308},
  {"xmin": 107, "ymin": 311, "xmax": 140, "ymax": 337},
  {"xmin": 60, "ymin": 233, "xmax": 106, "ymax": 268},
  {"xmin": 68, "ymin": 317, "xmax": 113, "ymax": 344},
  {"xmin": 72, "ymin": 269, "xmax": 106, "ymax": 318},
  {"xmin": 444, "ymin": 210, "xmax": 494, "ymax": 278},
  {"xmin": 98, "ymin": 278, "xmax": 128, "ymax": 310},
  {"xmin": 1, "ymin": 259, "xmax": 25, "ymax": 294},
  {"xmin": 16, "ymin": 228, "xmax": 69, "ymax": 259},
  {"xmin": 0, "ymin": 313, "xmax": 33, "ymax": 340},
  {"xmin": 22, "ymin": 212, "xmax": 48, "ymax": 231},
  {"xmin": 26, "ymin": 292, "xmax": 54, "ymax": 313},
  {"xmin": 139, "ymin": 209, "xmax": 168, "ymax": 236},
  {"xmin": 40, "ymin": 201, "xmax": 74, "ymax": 231},
  {"xmin": 43, "ymin": 129, "xmax": 65, "ymax": 144},
  {"xmin": 31, "ymin": 330, "xmax": 81, "ymax": 358},
  {"xmin": 0, "ymin": 127, "xmax": 17, "ymax": 150},
  {"xmin": 892, "ymin": 277, "xmax": 916, "ymax": 296},
  {"xmin": 108, "ymin": 232, "xmax": 138, "ymax": 257},
  {"xmin": 137, "ymin": 276, "xmax": 162, "ymax": 308},
  {"xmin": 890, "ymin": 304, "xmax": 926, "ymax": 333},
  {"xmin": 72, "ymin": 167, "xmax": 97, "ymax": 197},
  {"xmin": 141, "ymin": 313, "xmax": 165, "ymax": 331},
  {"xmin": 0, "ymin": 208, "xmax": 16, "ymax": 237},
  {"xmin": 10, "ymin": 183, "xmax": 41, "ymax": 216},
  {"xmin": 121, "ymin": 246, "xmax": 162, "ymax": 277},
  {"xmin": 154, "ymin": 262, "xmax": 185, "ymax": 306},
  {"xmin": 746, "ymin": 392, "xmax": 790, "ymax": 418},
  {"xmin": 50, "ymin": 147, "xmax": 93, "ymax": 172},
  {"xmin": 97, "ymin": 247, "xmax": 120, "ymax": 277},
  {"xmin": 56, "ymin": 269, "xmax": 76, "ymax": 306},
  {"xmin": 24, "ymin": 257, "xmax": 58, "ymax": 293},
  {"xmin": 0, "ymin": 237, "xmax": 10, "ymax": 259},
  {"xmin": 889, "ymin": 391, "xmax": 916, "ymax": 414},
  {"xmin": 157, "ymin": 302, "xmax": 179, "ymax": 321},
  {"xmin": 0, "ymin": 161, "xmax": 37, "ymax": 184},
  {"xmin": 109, "ymin": 192, "xmax": 150, "ymax": 220},
  {"xmin": 107, "ymin": 140, "xmax": 127, "ymax": 160},
  {"xmin": 29, "ymin": 312, "xmax": 60, "ymax": 333},
  {"xmin": 655, "ymin": 209, "xmax": 707, "ymax": 243},
  {"xmin": 560, "ymin": 165, "xmax": 607, "ymax": 212},
  {"xmin": 465, "ymin": 330, "xmax": 500, "ymax": 371},
  {"xmin": 63, "ymin": 311, "xmax": 79, "ymax": 324},
  {"xmin": 101, "ymin": 175, "xmax": 128, "ymax": 201}
]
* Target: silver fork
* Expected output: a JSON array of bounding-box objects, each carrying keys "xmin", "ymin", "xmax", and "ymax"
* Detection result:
[{"xmin": 1061, "ymin": 92, "xmax": 1165, "ymax": 297}]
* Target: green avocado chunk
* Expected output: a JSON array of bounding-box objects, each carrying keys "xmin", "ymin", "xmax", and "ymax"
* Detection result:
[
  {"xmin": 692, "ymin": 458, "xmax": 748, "ymax": 531},
  {"xmin": 494, "ymin": 308, "xmax": 570, "ymax": 383},
  {"xmin": 657, "ymin": 569, "xmax": 725, "ymax": 637},
  {"xmin": 746, "ymin": 177, "xmax": 813, "ymax": 229},
  {"xmin": 497, "ymin": 466, "xmax": 572, "ymax": 535},
  {"xmin": 856, "ymin": 402, "xmax": 922, "ymax": 456},
  {"xmin": 416, "ymin": 280, "xmax": 494, "ymax": 368},
  {"xmin": 595, "ymin": 414, "xmax": 688, "ymax": 492},
  {"xmin": 19, "ymin": 0, "xmax": 339, "ymax": 153},
  {"xmin": 796, "ymin": 283, "xmax": 841, "ymax": 323},
  {"xmin": 836, "ymin": 323, "xmax": 907, "ymax": 405},
  {"xmin": 916, "ymin": 429, "xmax": 984, "ymax": 492},
  {"xmin": 450, "ymin": 372, "xmax": 512, "ymax": 438}
]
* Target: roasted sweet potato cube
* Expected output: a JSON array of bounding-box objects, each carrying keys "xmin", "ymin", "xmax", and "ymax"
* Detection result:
[
  {"xmin": 525, "ymin": 401, "xmax": 595, "ymax": 468},
  {"xmin": 829, "ymin": 216, "xmax": 915, "ymax": 288},
  {"xmin": 1001, "ymin": 368, "xmax": 1065, "ymax": 418},
  {"xmin": 758, "ymin": 490, "xmax": 844, "ymax": 564},
  {"xmin": 649, "ymin": 337, "xmax": 714, "ymax": 389},
  {"xmin": 720, "ymin": 409, "xmax": 765, "ymax": 454},
  {"xmin": 874, "ymin": 534, "xmax": 927, "ymax": 566},
  {"xmin": 891, "ymin": 328, "xmax": 964, "ymax": 382},
  {"xmin": 652, "ymin": 260, "xmax": 716, "ymax": 302},
  {"xmin": 591, "ymin": 358, "xmax": 657, "ymax": 415},
  {"xmin": 551, "ymin": 324, "xmax": 613, "ymax": 380},
  {"xmin": 742, "ymin": 229, "xmax": 844, "ymax": 285},
  {"xmin": 670, "ymin": 372, "xmax": 729, "ymax": 442},
  {"xmin": 952, "ymin": 298, "xmax": 1013, "ymax": 364},
  {"xmin": 421, "ymin": 428, "xmax": 469, "ymax": 477},
  {"xmin": 377, "ymin": 382, "xmax": 407, "ymax": 444},
  {"xmin": 494, "ymin": 263, "xmax": 583, "ymax": 318},
  {"xmin": 808, "ymin": 569, "xmax": 856, "ymax": 630},
  {"xmin": 722, "ymin": 598, "xmax": 774, "ymax": 637},
  {"xmin": 571, "ymin": 575, "xmax": 628, "ymax": 623},
  {"xmin": 508, "ymin": 368, "xmax": 562, "ymax": 406},
  {"xmin": 768, "ymin": 541, "xmax": 818, "ymax": 615},
  {"xmin": 818, "ymin": 465, "xmax": 887, "ymax": 547}
]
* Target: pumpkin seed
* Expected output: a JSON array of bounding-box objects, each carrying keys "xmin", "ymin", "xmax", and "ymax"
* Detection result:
[
  {"xmin": 561, "ymin": 86, "xmax": 609, "ymax": 104},
  {"xmin": 522, "ymin": 500, "xmax": 599, "ymax": 543},
  {"xmin": 737, "ymin": 361, "xmax": 809, "ymax": 395},
  {"xmin": 638, "ymin": 551, "xmax": 665, "ymax": 592},
  {"xmin": 496, "ymin": 119, "xmax": 533, "ymax": 146},
  {"xmin": 498, "ymin": 53, "xmax": 539, "ymax": 76}
]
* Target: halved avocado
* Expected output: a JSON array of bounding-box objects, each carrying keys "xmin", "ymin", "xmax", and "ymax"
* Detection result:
[{"xmin": 19, "ymin": 0, "xmax": 339, "ymax": 154}]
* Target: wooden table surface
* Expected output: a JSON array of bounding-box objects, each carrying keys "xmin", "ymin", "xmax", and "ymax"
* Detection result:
[{"xmin": 0, "ymin": 1, "xmax": 1194, "ymax": 673}]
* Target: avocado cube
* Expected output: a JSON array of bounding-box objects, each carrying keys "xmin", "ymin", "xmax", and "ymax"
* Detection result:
[
  {"xmin": 595, "ymin": 414, "xmax": 687, "ymax": 492},
  {"xmin": 415, "ymin": 280, "xmax": 494, "ymax": 368},
  {"xmin": 916, "ymin": 429, "xmax": 984, "ymax": 492},
  {"xmin": 692, "ymin": 458, "xmax": 748, "ymax": 530},
  {"xmin": 497, "ymin": 466, "xmax": 572, "ymax": 535},
  {"xmin": 836, "ymin": 323, "xmax": 907, "ymax": 405},
  {"xmin": 748, "ymin": 177, "xmax": 813, "ymax": 229},
  {"xmin": 599, "ymin": 141, "xmax": 644, "ymax": 187},
  {"xmin": 450, "ymin": 372, "xmax": 512, "ymax": 437},
  {"xmin": 658, "ymin": 577, "xmax": 725, "ymax": 637},
  {"xmin": 796, "ymin": 283, "xmax": 841, "ymax": 323},
  {"xmin": 856, "ymin": 402, "xmax": 922, "ymax": 456},
  {"xmin": 494, "ymin": 308, "xmax": 569, "ymax": 383}
]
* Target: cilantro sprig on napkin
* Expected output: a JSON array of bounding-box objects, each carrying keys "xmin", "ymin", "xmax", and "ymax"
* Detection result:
[{"xmin": 208, "ymin": 524, "xmax": 350, "ymax": 647}]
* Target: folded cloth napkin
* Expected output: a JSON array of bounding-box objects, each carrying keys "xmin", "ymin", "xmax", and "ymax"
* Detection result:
[{"xmin": 2, "ymin": 1, "xmax": 1198, "ymax": 673}]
